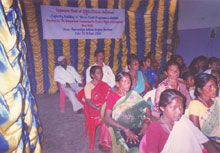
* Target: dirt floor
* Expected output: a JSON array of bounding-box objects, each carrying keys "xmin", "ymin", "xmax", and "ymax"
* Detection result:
[{"xmin": 35, "ymin": 93, "xmax": 103, "ymax": 153}]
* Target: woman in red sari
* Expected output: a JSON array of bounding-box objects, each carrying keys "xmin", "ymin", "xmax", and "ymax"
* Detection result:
[{"xmin": 84, "ymin": 65, "xmax": 112, "ymax": 151}]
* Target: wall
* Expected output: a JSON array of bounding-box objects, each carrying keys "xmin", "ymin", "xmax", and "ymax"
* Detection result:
[
  {"xmin": 176, "ymin": 0, "xmax": 220, "ymax": 66},
  {"xmin": 176, "ymin": 26, "xmax": 220, "ymax": 66}
]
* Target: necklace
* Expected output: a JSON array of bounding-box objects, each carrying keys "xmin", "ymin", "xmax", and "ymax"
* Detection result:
[
  {"xmin": 197, "ymin": 96, "xmax": 212, "ymax": 108},
  {"xmin": 160, "ymin": 117, "xmax": 171, "ymax": 133}
]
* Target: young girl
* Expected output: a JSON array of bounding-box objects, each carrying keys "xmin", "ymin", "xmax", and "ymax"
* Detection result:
[
  {"xmin": 139, "ymin": 89, "xmax": 218, "ymax": 153},
  {"xmin": 84, "ymin": 65, "xmax": 111, "ymax": 151},
  {"xmin": 182, "ymin": 71, "xmax": 195, "ymax": 99},
  {"xmin": 140, "ymin": 56, "xmax": 158, "ymax": 89}
]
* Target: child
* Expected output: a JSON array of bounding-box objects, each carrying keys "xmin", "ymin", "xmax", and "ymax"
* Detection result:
[
  {"xmin": 182, "ymin": 71, "xmax": 195, "ymax": 99},
  {"xmin": 140, "ymin": 56, "xmax": 158, "ymax": 89}
]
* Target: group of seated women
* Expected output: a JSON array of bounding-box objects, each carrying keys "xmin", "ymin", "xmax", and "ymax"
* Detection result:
[{"xmin": 83, "ymin": 53, "xmax": 220, "ymax": 153}]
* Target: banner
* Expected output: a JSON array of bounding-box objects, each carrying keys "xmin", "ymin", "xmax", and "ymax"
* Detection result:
[{"xmin": 41, "ymin": 5, "xmax": 125, "ymax": 39}]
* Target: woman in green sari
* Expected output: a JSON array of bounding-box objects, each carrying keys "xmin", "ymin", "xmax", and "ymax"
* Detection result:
[
  {"xmin": 189, "ymin": 73, "xmax": 220, "ymax": 150},
  {"xmin": 104, "ymin": 72, "xmax": 152, "ymax": 153}
]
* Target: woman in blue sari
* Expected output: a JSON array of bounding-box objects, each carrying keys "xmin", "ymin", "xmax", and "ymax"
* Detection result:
[{"xmin": 127, "ymin": 54, "xmax": 151, "ymax": 96}]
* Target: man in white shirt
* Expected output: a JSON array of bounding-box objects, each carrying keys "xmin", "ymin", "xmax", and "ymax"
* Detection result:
[
  {"xmin": 54, "ymin": 56, "xmax": 83, "ymax": 113},
  {"xmin": 86, "ymin": 50, "xmax": 116, "ymax": 88}
]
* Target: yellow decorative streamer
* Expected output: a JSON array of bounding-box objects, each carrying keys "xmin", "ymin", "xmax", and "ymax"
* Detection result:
[
  {"xmin": 104, "ymin": 39, "xmax": 111, "ymax": 65},
  {"xmin": 77, "ymin": 1, "xmax": 86, "ymax": 77},
  {"xmin": 89, "ymin": 0, "xmax": 98, "ymax": 66},
  {"xmin": 42, "ymin": 0, "xmax": 57, "ymax": 93},
  {"xmin": 112, "ymin": 39, "xmax": 120, "ymax": 74},
  {"xmin": 167, "ymin": 0, "xmax": 177, "ymax": 60},
  {"xmin": 155, "ymin": 0, "xmax": 164, "ymax": 64},
  {"xmin": 103, "ymin": 0, "xmax": 115, "ymax": 66},
  {"xmin": 107, "ymin": 0, "xmax": 114, "ymax": 9},
  {"xmin": 121, "ymin": 31, "xmax": 128, "ymax": 71},
  {"xmin": 23, "ymin": 0, "xmax": 44, "ymax": 94},
  {"xmin": 78, "ymin": 0, "xmax": 86, "ymax": 8},
  {"xmin": 144, "ymin": 0, "xmax": 154, "ymax": 56},
  {"xmin": 78, "ymin": 39, "xmax": 86, "ymax": 76},
  {"xmin": 89, "ymin": 39, "xmax": 97, "ymax": 65},
  {"xmin": 128, "ymin": 0, "xmax": 140, "ymax": 55}
]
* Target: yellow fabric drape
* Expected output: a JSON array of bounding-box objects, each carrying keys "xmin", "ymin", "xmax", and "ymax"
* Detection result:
[
  {"xmin": 128, "ymin": 0, "xmax": 140, "ymax": 55},
  {"xmin": 43, "ymin": 0, "xmax": 57, "ymax": 93},
  {"xmin": 23, "ymin": 0, "xmax": 44, "ymax": 94},
  {"xmin": 89, "ymin": 1, "xmax": 98, "ymax": 66},
  {"xmin": 167, "ymin": 0, "xmax": 178, "ymax": 60},
  {"xmin": 155, "ymin": 0, "xmax": 165, "ymax": 63},
  {"xmin": 144, "ymin": 0, "xmax": 154, "ymax": 56}
]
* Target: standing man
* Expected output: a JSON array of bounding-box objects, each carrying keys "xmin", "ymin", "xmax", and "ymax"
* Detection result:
[
  {"xmin": 54, "ymin": 56, "xmax": 83, "ymax": 113},
  {"xmin": 86, "ymin": 50, "xmax": 116, "ymax": 88}
]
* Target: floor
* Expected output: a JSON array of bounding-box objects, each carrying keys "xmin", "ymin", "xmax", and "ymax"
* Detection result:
[{"xmin": 35, "ymin": 93, "xmax": 103, "ymax": 153}]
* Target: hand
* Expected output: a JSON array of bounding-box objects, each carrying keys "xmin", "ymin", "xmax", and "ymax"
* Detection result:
[
  {"xmin": 66, "ymin": 83, "xmax": 71, "ymax": 88},
  {"xmin": 138, "ymin": 122, "xmax": 148, "ymax": 136},
  {"xmin": 124, "ymin": 128, "xmax": 139, "ymax": 144}
]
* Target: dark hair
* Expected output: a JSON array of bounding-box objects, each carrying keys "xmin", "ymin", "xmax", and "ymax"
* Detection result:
[
  {"xmin": 147, "ymin": 52, "xmax": 155, "ymax": 57},
  {"xmin": 159, "ymin": 89, "xmax": 186, "ymax": 113},
  {"xmin": 197, "ymin": 56, "xmax": 208, "ymax": 63},
  {"xmin": 164, "ymin": 60, "xmax": 180, "ymax": 72},
  {"xmin": 194, "ymin": 73, "xmax": 218, "ymax": 97},
  {"xmin": 94, "ymin": 50, "xmax": 104, "ymax": 57},
  {"xmin": 115, "ymin": 72, "xmax": 132, "ymax": 82},
  {"xmin": 115, "ymin": 72, "xmax": 132, "ymax": 90},
  {"xmin": 182, "ymin": 71, "xmax": 194, "ymax": 81},
  {"xmin": 90, "ymin": 65, "xmax": 102, "ymax": 79},
  {"xmin": 140, "ymin": 56, "xmax": 151, "ymax": 67},
  {"xmin": 208, "ymin": 57, "xmax": 219, "ymax": 66},
  {"xmin": 127, "ymin": 54, "xmax": 138, "ymax": 66}
]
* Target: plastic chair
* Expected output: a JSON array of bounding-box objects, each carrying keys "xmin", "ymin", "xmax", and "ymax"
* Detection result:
[
  {"xmin": 57, "ymin": 82, "xmax": 66, "ymax": 113},
  {"xmin": 76, "ymin": 89, "xmax": 89, "ymax": 138},
  {"xmin": 57, "ymin": 80, "xmax": 84, "ymax": 113},
  {"xmin": 77, "ymin": 88, "xmax": 101, "ymax": 151},
  {"xmin": 143, "ymin": 89, "xmax": 156, "ymax": 110}
]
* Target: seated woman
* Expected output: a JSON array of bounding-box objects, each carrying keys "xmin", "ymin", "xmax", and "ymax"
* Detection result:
[
  {"xmin": 153, "ymin": 60, "xmax": 192, "ymax": 118},
  {"xmin": 140, "ymin": 56, "xmax": 159, "ymax": 89},
  {"xmin": 188, "ymin": 73, "xmax": 220, "ymax": 150},
  {"xmin": 127, "ymin": 54, "xmax": 151, "ymax": 95},
  {"xmin": 140, "ymin": 89, "xmax": 219, "ymax": 153},
  {"xmin": 84, "ymin": 65, "xmax": 111, "ymax": 151},
  {"xmin": 104, "ymin": 72, "xmax": 152, "ymax": 153}
]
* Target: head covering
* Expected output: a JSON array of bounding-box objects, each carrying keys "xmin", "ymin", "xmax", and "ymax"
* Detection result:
[{"xmin": 58, "ymin": 56, "xmax": 66, "ymax": 62}]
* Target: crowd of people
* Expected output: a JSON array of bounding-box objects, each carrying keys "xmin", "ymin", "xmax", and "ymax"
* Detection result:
[{"xmin": 54, "ymin": 51, "xmax": 220, "ymax": 153}]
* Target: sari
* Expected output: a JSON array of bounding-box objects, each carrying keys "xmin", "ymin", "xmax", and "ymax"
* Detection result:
[
  {"xmin": 199, "ymin": 97, "xmax": 220, "ymax": 142},
  {"xmin": 89, "ymin": 81, "xmax": 112, "ymax": 149},
  {"xmin": 161, "ymin": 115, "xmax": 208, "ymax": 153},
  {"xmin": 131, "ymin": 71, "xmax": 146, "ymax": 95},
  {"xmin": 111, "ymin": 90, "xmax": 149, "ymax": 153}
]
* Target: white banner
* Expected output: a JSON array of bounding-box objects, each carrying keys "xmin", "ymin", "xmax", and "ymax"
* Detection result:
[{"xmin": 40, "ymin": 5, "xmax": 125, "ymax": 39}]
